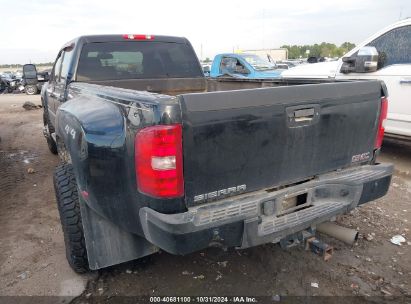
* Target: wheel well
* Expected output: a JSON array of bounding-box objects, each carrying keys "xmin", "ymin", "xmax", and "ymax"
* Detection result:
[{"xmin": 57, "ymin": 137, "xmax": 72, "ymax": 164}]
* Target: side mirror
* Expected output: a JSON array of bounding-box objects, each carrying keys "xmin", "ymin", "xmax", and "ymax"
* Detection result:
[
  {"xmin": 341, "ymin": 46, "xmax": 378, "ymax": 74},
  {"xmin": 355, "ymin": 46, "xmax": 379, "ymax": 73}
]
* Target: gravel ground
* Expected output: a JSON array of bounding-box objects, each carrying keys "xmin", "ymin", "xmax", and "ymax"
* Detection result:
[{"xmin": 0, "ymin": 94, "xmax": 410, "ymax": 303}]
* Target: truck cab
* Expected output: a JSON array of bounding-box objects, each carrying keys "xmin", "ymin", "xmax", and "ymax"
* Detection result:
[
  {"xmin": 210, "ymin": 53, "xmax": 282, "ymax": 79},
  {"xmin": 282, "ymin": 19, "xmax": 411, "ymax": 139}
]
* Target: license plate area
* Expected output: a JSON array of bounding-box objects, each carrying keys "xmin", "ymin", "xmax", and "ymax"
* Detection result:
[{"xmin": 278, "ymin": 192, "xmax": 311, "ymax": 216}]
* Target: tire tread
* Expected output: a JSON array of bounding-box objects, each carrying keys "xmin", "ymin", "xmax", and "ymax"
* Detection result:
[{"xmin": 53, "ymin": 163, "xmax": 89, "ymax": 273}]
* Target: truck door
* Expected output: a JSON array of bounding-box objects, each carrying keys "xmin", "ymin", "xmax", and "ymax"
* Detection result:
[
  {"xmin": 46, "ymin": 52, "xmax": 63, "ymax": 123},
  {"xmin": 336, "ymin": 25, "xmax": 411, "ymax": 138},
  {"xmin": 57, "ymin": 48, "xmax": 74, "ymax": 103}
]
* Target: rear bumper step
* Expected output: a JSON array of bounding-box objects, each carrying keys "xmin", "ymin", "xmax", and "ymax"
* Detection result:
[{"xmin": 140, "ymin": 163, "xmax": 393, "ymax": 255}]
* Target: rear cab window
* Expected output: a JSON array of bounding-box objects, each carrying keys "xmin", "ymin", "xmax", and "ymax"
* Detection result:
[{"xmin": 76, "ymin": 41, "xmax": 203, "ymax": 81}]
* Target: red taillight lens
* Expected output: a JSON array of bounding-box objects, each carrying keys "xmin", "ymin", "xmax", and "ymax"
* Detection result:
[
  {"xmin": 375, "ymin": 97, "xmax": 388, "ymax": 149},
  {"xmin": 135, "ymin": 124, "xmax": 184, "ymax": 198},
  {"xmin": 122, "ymin": 34, "xmax": 154, "ymax": 40}
]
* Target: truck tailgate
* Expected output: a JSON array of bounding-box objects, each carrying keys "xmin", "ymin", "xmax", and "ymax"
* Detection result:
[{"xmin": 180, "ymin": 81, "xmax": 382, "ymax": 206}]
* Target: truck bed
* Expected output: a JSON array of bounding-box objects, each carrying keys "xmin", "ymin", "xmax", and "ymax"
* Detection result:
[{"xmin": 76, "ymin": 76, "xmax": 325, "ymax": 96}]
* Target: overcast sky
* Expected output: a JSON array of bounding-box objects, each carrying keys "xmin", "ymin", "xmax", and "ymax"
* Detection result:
[{"xmin": 1, "ymin": 0, "xmax": 410, "ymax": 64}]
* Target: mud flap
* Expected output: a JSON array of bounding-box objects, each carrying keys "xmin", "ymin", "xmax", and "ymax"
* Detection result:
[{"xmin": 80, "ymin": 200, "xmax": 159, "ymax": 270}]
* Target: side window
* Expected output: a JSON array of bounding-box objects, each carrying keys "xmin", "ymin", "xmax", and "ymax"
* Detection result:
[
  {"xmin": 52, "ymin": 54, "xmax": 63, "ymax": 83},
  {"xmin": 219, "ymin": 57, "xmax": 238, "ymax": 74},
  {"xmin": 60, "ymin": 49, "xmax": 74, "ymax": 82},
  {"xmin": 233, "ymin": 60, "xmax": 248, "ymax": 74},
  {"xmin": 367, "ymin": 25, "xmax": 411, "ymax": 68}
]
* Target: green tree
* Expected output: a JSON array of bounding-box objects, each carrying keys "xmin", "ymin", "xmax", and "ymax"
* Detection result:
[
  {"xmin": 339, "ymin": 42, "xmax": 356, "ymax": 55},
  {"xmin": 281, "ymin": 42, "xmax": 356, "ymax": 59}
]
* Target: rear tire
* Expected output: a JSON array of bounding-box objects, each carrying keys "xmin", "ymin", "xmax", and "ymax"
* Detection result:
[
  {"xmin": 43, "ymin": 110, "xmax": 58, "ymax": 154},
  {"xmin": 54, "ymin": 163, "xmax": 89, "ymax": 273},
  {"xmin": 25, "ymin": 85, "xmax": 37, "ymax": 95}
]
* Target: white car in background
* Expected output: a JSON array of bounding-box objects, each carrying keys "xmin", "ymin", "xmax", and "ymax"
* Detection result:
[{"xmin": 282, "ymin": 18, "xmax": 411, "ymax": 140}]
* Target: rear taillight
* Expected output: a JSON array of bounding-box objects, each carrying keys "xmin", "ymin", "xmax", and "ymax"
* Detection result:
[
  {"xmin": 375, "ymin": 97, "xmax": 388, "ymax": 149},
  {"xmin": 135, "ymin": 124, "xmax": 184, "ymax": 198},
  {"xmin": 123, "ymin": 34, "xmax": 154, "ymax": 40}
]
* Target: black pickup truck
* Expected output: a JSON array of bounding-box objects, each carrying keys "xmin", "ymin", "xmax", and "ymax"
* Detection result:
[{"xmin": 38, "ymin": 34, "xmax": 393, "ymax": 273}]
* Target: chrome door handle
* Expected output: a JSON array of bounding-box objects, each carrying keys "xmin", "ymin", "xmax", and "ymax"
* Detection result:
[{"xmin": 400, "ymin": 78, "xmax": 411, "ymax": 84}]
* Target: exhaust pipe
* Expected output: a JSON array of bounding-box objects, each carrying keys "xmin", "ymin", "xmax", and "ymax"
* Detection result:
[{"xmin": 316, "ymin": 222, "xmax": 358, "ymax": 245}]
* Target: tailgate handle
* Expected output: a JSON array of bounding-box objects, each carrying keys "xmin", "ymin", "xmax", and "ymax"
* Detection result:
[
  {"xmin": 293, "ymin": 108, "xmax": 315, "ymax": 122},
  {"xmin": 286, "ymin": 104, "xmax": 320, "ymax": 127}
]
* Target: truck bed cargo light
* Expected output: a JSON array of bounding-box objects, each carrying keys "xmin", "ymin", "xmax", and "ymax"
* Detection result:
[{"xmin": 123, "ymin": 34, "xmax": 154, "ymax": 40}]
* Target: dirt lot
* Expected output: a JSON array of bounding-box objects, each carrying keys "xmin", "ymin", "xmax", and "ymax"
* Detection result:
[
  {"xmin": 0, "ymin": 94, "xmax": 94, "ymax": 299},
  {"xmin": 0, "ymin": 94, "xmax": 410, "ymax": 302}
]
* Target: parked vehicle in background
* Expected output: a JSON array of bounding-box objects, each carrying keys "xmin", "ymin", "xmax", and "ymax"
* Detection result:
[
  {"xmin": 241, "ymin": 48, "xmax": 288, "ymax": 62},
  {"xmin": 0, "ymin": 73, "xmax": 22, "ymax": 94},
  {"xmin": 283, "ymin": 18, "xmax": 411, "ymax": 140},
  {"xmin": 275, "ymin": 61, "xmax": 301, "ymax": 69},
  {"xmin": 39, "ymin": 34, "xmax": 392, "ymax": 273},
  {"xmin": 210, "ymin": 53, "xmax": 283, "ymax": 78},
  {"xmin": 7, "ymin": 77, "xmax": 22, "ymax": 92},
  {"xmin": 201, "ymin": 63, "xmax": 211, "ymax": 77},
  {"xmin": 275, "ymin": 63, "xmax": 290, "ymax": 69},
  {"xmin": 279, "ymin": 61, "xmax": 297, "ymax": 68},
  {"xmin": 286, "ymin": 59, "xmax": 305, "ymax": 65},
  {"xmin": 22, "ymin": 64, "xmax": 49, "ymax": 95},
  {"xmin": 1, "ymin": 71, "xmax": 14, "ymax": 79},
  {"xmin": 0, "ymin": 76, "xmax": 9, "ymax": 94},
  {"xmin": 14, "ymin": 70, "xmax": 23, "ymax": 79}
]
